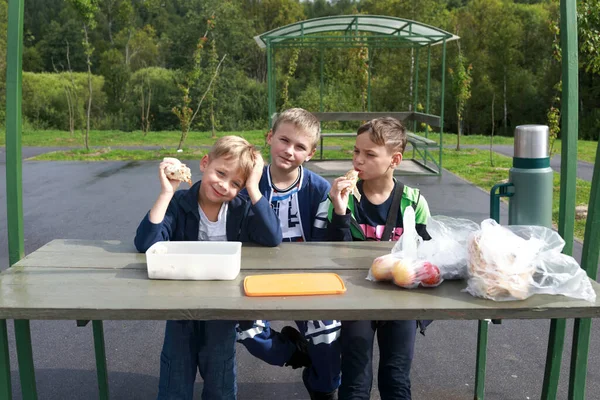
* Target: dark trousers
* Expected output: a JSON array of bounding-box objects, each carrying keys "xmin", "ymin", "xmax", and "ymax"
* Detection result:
[{"xmin": 339, "ymin": 320, "xmax": 417, "ymax": 400}]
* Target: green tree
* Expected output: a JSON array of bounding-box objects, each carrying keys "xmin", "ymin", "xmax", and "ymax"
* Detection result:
[
  {"xmin": 449, "ymin": 51, "xmax": 472, "ymax": 150},
  {"xmin": 67, "ymin": 0, "xmax": 99, "ymax": 150}
]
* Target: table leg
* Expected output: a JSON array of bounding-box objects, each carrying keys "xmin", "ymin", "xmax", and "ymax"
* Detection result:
[
  {"xmin": 568, "ymin": 318, "xmax": 592, "ymax": 399},
  {"xmin": 93, "ymin": 320, "xmax": 110, "ymax": 400},
  {"xmin": 1, "ymin": 319, "xmax": 12, "ymax": 400},
  {"xmin": 14, "ymin": 320, "xmax": 37, "ymax": 400},
  {"xmin": 474, "ymin": 319, "xmax": 489, "ymax": 400},
  {"xmin": 541, "ymin": 318, "xmax": 566, "ymax": 399}
]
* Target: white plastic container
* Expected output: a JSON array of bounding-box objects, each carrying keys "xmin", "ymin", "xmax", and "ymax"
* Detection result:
[{"xmin": 145, "ymin": 241, "xmax": 241, "ymax": 280}]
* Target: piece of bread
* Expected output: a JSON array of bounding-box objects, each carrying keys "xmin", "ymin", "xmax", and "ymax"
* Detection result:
[
  {"xmin": 342, "ymin": 169, "xmax": 361, "ymax": 201},
  {"xmin": 163, "ymin": 157, "xmax": 192, "ymax": 185}
]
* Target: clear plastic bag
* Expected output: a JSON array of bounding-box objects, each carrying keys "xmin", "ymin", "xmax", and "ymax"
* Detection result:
[
  {"xmin": 465, "ymin": 219, "xmax": 596, "ymax": 302},
  {"xmin": 367, "ymin": 207, "xmax": 442, "ymax": 288}
]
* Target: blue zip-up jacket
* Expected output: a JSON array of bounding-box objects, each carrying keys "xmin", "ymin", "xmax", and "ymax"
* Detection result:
[
  {"xmin": 252, "ymin": 165, "xmax": 330, "ymax": 242},
  {"xmin": 135, "ymin": 180, "xmax": 282, "ymax": 252},
  {"xmin": 237, "ymin": 166, "xmax": 341, "ymax": 393}
]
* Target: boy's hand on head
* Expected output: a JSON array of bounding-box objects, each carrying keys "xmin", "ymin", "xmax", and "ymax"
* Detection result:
[
  {"xmin": 246, "ymin": 151, "xmax": 264, "ymax": 204},
  {"xmin": 158, "ymin": 161, "xmax": 181, "ymax": 196},
  {"xmin": 330, "ymin": 177, "xmax": 352, "ymax": 216}
]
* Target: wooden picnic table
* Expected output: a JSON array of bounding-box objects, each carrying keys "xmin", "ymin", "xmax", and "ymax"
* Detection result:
[
  {"xmin": 2, "ymin": 239, "xmax": 600, "ymax": 321},
  {"xmin": 2, "ymin": 239, "xmax": 600, "ymax": 400}
]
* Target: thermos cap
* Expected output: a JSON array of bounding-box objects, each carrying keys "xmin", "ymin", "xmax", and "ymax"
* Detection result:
[{"xmin": 514, "ymin": 125, "xmax": 549, "ymax": 159}]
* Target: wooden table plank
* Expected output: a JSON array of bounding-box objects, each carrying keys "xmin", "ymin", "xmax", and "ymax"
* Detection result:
[
  {"xmin": 1, "ymin": 266, "xmax": 600, "ymax": 321},
  {"xmin": 15, "ymin": 240, "xmax": 393, "ymax": 271}
]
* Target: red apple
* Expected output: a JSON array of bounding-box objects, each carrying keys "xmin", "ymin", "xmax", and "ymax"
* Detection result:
[{"xmin": 420, "ymin": 262, "xmax": 441, "ymax": 286}]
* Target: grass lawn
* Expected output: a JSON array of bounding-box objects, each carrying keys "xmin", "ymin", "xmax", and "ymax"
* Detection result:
[
  {"xmin": 438, "ymin": 148, "xmax": 591, "ymax": 240},
  {"xmin": 2, "ymin": 129, "xmax": 595, "ymax": 163}
]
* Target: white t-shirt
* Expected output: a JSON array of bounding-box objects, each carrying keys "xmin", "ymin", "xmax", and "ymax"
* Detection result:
[
  {"xmin": 269, "ymin": 166, "xmax": 304, "ymax": 242},
  {"xmin": 198, "ymin": 202, "xmax": 228, "ymax": 241}
]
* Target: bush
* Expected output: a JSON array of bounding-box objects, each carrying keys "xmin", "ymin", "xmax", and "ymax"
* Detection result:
[{"xmin": 22, "ymin": 72, "xmax": 106, "ymax": 130}]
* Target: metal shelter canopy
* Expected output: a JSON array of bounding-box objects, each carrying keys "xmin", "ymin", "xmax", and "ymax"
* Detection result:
[{"xmin": 254, "ymin": 15, "xmax": 459, "ymax": 49}]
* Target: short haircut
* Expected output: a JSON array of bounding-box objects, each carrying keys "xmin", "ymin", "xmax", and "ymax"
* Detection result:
[
  {"xmin": 209, "ymin": 135, "xmax": 257, "ymax": 181},
  {"xmin": 272, "ymin": 108, "xmax": 321, "ymax": 149},
  {"xmin": 356, "ymin": 117, "xmax": 408, "ymax": 154}
]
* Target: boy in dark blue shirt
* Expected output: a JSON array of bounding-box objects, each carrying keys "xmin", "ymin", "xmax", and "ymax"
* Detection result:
[{"xmin": 135, "ymin": 136, "xmax": 281, "ymax": 400}]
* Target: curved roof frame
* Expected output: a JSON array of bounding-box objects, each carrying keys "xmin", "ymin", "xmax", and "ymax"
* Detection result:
[{"xmin": 255, "ymin": 15, "xmax": 459, "ymax": 49}]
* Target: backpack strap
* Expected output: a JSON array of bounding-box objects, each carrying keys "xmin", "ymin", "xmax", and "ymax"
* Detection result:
[{"xmin": 381, "ymin": 181, "xmax": 404, "ymax": 241}]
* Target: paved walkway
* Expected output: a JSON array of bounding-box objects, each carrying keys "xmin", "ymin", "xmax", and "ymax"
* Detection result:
[{"xmin": 0, "ymin": 157, "xmax": 597, "ymax": 399}]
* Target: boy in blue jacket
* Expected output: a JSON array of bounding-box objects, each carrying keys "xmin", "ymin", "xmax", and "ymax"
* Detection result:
[
  {"xmin": 236, "ymin": 108, "xmax": 341, "ymax": 400},
  {"xmin": 135, "ymin": 135, "xmax": 281, "ymax": 400}
]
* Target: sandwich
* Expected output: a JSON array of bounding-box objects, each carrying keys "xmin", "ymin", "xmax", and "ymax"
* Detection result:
[
  {"xmin": 342, "ymin": 169, "xmax": 361, "ymax": 201},
  {"xmin": 163, "ymin": 157, "xmax": 192, "ymax": 185}
]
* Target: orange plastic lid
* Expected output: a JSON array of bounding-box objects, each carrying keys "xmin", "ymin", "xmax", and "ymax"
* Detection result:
[{"xmin": 244, "ymin": 273, "xmax": 347, "ymax": 297}]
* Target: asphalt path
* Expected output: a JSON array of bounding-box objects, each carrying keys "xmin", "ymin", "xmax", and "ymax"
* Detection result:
[{"xmin": 1, "ymin": 158, "xmax": 599, "ymax": 399}]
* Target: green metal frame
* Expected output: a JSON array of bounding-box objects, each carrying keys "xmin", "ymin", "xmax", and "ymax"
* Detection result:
[
  {"xmin": 258, "ymin": 16, "xmax": 456, "ymax": 176},
  {"xmin": 3, "ymin": 4, "xmax": 598, "ymax": 400}
]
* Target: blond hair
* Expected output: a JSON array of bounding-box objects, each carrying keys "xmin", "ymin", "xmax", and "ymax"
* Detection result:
[
  {"xmin": 208, "ymin": 135, "xmax": 258, "ymax": 181},
  {"xmin": 272, "ymin": 108, "xmax": 321, "ymax": 148},
  {"xmin": 357, "ymin": 117, "xmax": 408, "ymax": 154}
]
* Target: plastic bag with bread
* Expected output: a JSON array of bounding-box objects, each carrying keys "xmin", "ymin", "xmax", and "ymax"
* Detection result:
[{"xmin": 465, "ymin": 219, "xmax": 596, "ymax": 302}]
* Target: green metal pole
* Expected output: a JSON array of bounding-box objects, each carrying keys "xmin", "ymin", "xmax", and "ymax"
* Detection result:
[
  {"xmin": 6, "ymin": 0, "xmax": 37, "ymax": 399},
  {"xmin": 542, "ymin": 1, "xmax": 578, "ymax": 398},
  {"xmin": 568, "ymin": 139, "xmax": 600, "ymax": 400},
  {"xmin": 475, "ymin": 320, "xmax": 489, "ymax": 400},
  {"xmin": 425, "ymin": 45, "xmax": 431, "ymax": 139},
  {"xmin": 93, "ymin": 321, "xmax": 109, "ymax": 400},
  {"xmin": 438, "ymin": 40, "xmax": 446, "ymax": 173},
  {"xmin": 266, "ymin": 41, "xmax": 274, "ymax": 127},
  {"xmin": 13, "ymin": 321, "xmax": 36, "ymax": 400},
  {"xmin": 320, "ymin": 48, "xmax": 324, "ymax": 112},
  {"xmin": 413, "ymin": 47, "xmax": 419, "ymax": 133},
  {"xmin": 367, "ymin": 47, "xmax": 371, "ymax": 112},
  {"xmin": 0, "ymin": 321, "xmax": 11, "ymax": 400}
]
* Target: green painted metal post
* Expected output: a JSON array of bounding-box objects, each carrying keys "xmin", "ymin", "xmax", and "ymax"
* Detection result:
[
  {"xmin": 367, "ymin": 47, "xmax": 371, "ymax": 112},
  {"xmin": 266, "ymin": 41, "xmax": 274, "ymax": 127},
  {"xmin": 475, "ymin": 320, "xmax": 489, "ymax": 400},
  {"xmin": 319, "ymin": 49, "xmax": 324, "ymax": 112},
  {"xmin": 413, "ymin": 47, "xmax": 419, "ymax": 133},
  {"xmin": 93, "ymin": 321, "xmax": 110, "ymax": 400},
  {"xmin": 568, "ymin": 139, "xmax": 600, "ymax": 399},
  {"xmin": 425, "ymin": 45, "xmax": 431, "ymax": 139},
  {"xmin": 542, "ymin": 1, "xmax": 578, "ymax": 398},
  {"xmin": 13, "ymin": 320, "xmax": 36, "ymax": 400},
  {"xmin": 0, "ymin": 320, "xmax": 11, "ymax": 400},
  {"xmin": 438, "ymin": 39, "xmax": 446, "ymax": 173},
  {"xmin": 5, "ymin": 0, "xmax": 38, "ymax": 399}
]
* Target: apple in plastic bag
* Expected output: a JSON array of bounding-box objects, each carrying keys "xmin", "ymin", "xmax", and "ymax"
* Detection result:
[
  {"xmin": 420, "ymin": 261, "xmax": 441, "ymax": 286},
  {"xmin": 370, "ymin": 254, "xmax": 397, "ymax": 281},
  {"xmin": 392, "ymin": 260, "xmax": 417, "ymax": 287}
]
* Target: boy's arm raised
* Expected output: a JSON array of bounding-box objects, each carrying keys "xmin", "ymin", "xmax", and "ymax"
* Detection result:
[{"xmin": 134, "ymin": 162, "xmax": 181, "ymax": 252}]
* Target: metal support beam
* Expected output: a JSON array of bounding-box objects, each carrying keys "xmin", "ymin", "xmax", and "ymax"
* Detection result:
[
  {"xmin": 6, "ymin": 0, "xmax": 31, "ymax": 399},
  {"xmin": 0, "ymin": 320, "xmax": 11, "ymax": 400},
  {"xmin": 14, "ymin": 320, "xmax": 37, "ymax": 400},
  {"xmin": 413, "ymin": 47, "xmax": 420, "ymax": 133},
  {"xmin": 438, "ymin": 40, "xmax": 446, "ymax": 173},
  {"xmin": 543, "ymin": 1, "xmax": 579, "ymax": 397},
  {"xmin": 93, "ymin": 321, "xmax": 110, "ymax": 400},
  {"xmin": 568, "ymin": 139, "xmax": 600, "ymax": 399},
  {"xmin": 319, "ymin": 49, "xmax": 324, "ymax": 112}
]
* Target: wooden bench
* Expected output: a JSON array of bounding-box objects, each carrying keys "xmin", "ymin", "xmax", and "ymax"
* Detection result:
[{"xmin": 312, "ymin": 112, "xmax": 440, "ymax": 161}]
